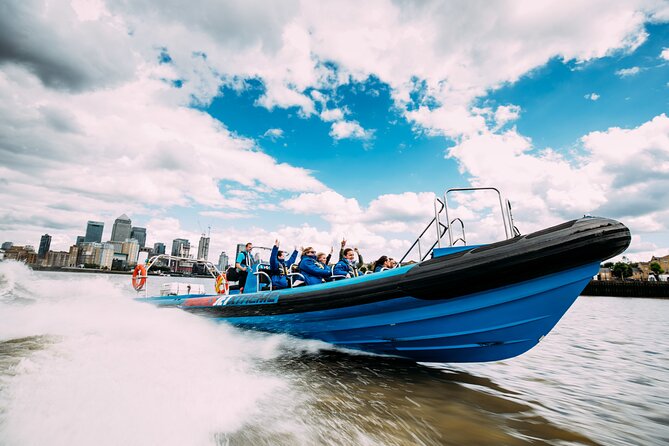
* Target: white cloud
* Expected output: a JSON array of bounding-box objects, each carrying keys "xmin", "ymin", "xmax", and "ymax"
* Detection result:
[
  {"xmin": 320, "ymin": 108, "xmax": 344, "ymax": 122},
  {"xmin": 615, "ymin": 66, "xmax": 641, "ymax": 77},
  {"xmin": 198, "ymin": 211, "xmax": 254, "ymax": 220},
  {"xmin": 447, "ymin": 113, "xmax": 669, "ymax": 240},
  {"xmin": 585, "ymin": 92, "xmax": 601, "ymax": 101},
  {"xmin": 329, "ymin": 120, "xmax": 373, "ymax": 140},
  {"xmin": 263, "ymin": 128, "xmax": 284, "ymax": 140},
  {"xmin": 493, "ymin": 105, "xmax": 521, "ymax": 129},
  {"xmin": 661, "ymin": 47, "xmax": 669, "ymax": 60}
]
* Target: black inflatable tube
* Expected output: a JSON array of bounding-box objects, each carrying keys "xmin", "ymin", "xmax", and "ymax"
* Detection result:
[{"xmin": 185, "ymin": 217, "xmax": 630, "ymax": 318}]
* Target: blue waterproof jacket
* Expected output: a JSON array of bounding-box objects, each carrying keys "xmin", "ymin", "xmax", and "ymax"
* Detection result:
[
  {"xmin": 333, "ymin": 259, "xmax": 359, "ymax": 278},
  {"xmin": 373, "ymin": 265, "xmax": 384, "ymax": 273},
  {"xmin": 298, "ymin": 255, "xmax": 333, "ymax": 285},
  {"xmin": 269, "ymin": 245, "xmax": 298, "ymax": 289}
]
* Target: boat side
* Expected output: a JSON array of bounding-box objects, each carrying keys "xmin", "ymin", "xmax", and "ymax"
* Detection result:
[{"xmin": 182, "ymin": 216, "xmax": 630, "ymax": 317}]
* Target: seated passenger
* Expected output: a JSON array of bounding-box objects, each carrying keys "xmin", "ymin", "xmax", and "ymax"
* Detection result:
[
  {"xmin": 389, "ymin": 258, "xmax": 398, "ymax": 268},
  {"xmin": 372, "ymin": 256, "xmax": 392, "ymax": 273},
  {"xmin": 333, "ymin": 247, "xmax": 361, "ymax": 278},
  {"xmin": 317, "ymin": 252, "xmax": 328, "ymax": 267},
  {"xmin": 269, "ymin": 239, "xmax": 298, "ymax": 290},
  {"xmin": 298, "ymin": 247, "xmax": 333, "ymax": 285}
]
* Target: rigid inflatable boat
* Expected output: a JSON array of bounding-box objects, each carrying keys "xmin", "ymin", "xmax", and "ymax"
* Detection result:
[{"xmin": 136, "ymin": 188, "xmax": 630, "ymax": 363}]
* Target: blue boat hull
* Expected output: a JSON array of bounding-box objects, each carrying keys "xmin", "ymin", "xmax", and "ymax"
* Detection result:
[
  {"xmin": 209, "ymin": 263, "xmax": 596, "ymax": 363},
  {"xmin": 139, "ymin": 217, "xmax": 630, "ymax": 363}
]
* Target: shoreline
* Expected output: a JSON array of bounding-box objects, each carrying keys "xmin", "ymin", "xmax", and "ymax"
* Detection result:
[{"xmin": 27, "ymin": 265, "xmax": 215, "ymax": 279}]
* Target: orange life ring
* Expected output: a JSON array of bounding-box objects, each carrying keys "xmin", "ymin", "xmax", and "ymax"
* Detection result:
[
  {"xmin": 215, "ymin": 273, "xmax": 229, "ymax": 295},
  {"xmin": 132, "ymin": 264, "xmax": 147, "ymax": 291}
]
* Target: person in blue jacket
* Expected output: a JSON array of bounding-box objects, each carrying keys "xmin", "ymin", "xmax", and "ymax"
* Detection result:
[
  {"xmin": 298, "ymin": 247, "xmax": 333, "ymax": 285},
  {"xmin": 269, "ymin": 239, "xmax": 298, "ymax": 289},
  {"xmin": 333, "ymin": 247, "xmax": 362, "ymax": 278},
  {"xmin": 372, "ymin": 255, "xmax": 392, "ymax": 272}
]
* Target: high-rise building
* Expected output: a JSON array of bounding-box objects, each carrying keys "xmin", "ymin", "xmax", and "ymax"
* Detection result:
[
  {"xmin": 122, "ymin": 239, "xmax": 140, "ymax": 266},
  {"xmin": 218, "ymin": 251, "xmax": 229, "ymax": 271},
  {"xmin": 197, "ymin": 236, "xmax": 210, "ymax": 260},
  {"xmin": 130, "ymin": 226, "xmax": 146, "ymax": 248},
  {"xmin": 111, "ymin": 214, "xmax": 132, "ymax": 242},
  {"xmin": 153, "ymin": 242, "xmax": 165, "ymax": 255},
  {"xmin": 38, "ymin": 234, "xmax": 51, "ymax": 259},
  {"xmin": 171, "ymin": 238, "xmax": 190, "ymax": 257},
  {"xmin": 95, "ymin": 243, "xmax": 115, "ymax": 269},
  {"xmin": 68, "ymin": 245, "xmax": 79, "ymax": 267},
  {"xmin": 76, "ymin": 235, "xmax": 85, "ymax": 246},
  {"xmin": 84, "ymin": 221, "xmax": 104, "ymax": 243},
  {"xmin": 1, "ymin": 241, "xmax": 13, "ymax": 250}
]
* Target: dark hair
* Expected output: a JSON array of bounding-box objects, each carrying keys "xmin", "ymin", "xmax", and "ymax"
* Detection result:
[
  {"xmin": 373, "ymin": 256, "xmax": 388, "ymax": 271},
  {"xmin": 278, "ymin": 250, "xmax": 284, "ymax": 257},
  {"xmin": 245, "ymin": 242, "xmax": 252, "ymax": 248},
  {"xmin": 342, "ymin": 248, "xmax": 354, "ymax": 256}
]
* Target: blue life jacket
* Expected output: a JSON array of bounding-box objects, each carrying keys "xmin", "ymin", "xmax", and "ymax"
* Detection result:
[
  {"xmin": 269, "ymin": 245, "xmax": 298, "ymax": 289},
  {"xmin": 298, "ymin": 255, "xmax": 332, "ymax": 285},
  {"xmin": 333, "ymin": 259, "xmax": 359, "ymax": 278}
]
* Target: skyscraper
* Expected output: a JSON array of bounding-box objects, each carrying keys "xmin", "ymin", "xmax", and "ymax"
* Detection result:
[
  {"xmin": 38, "ymin": 234, "xmax": 51, "ymax": 259},
  {"xmin": 76, "ymin": 235, "xmax": 85, "ymax": 246},
  {"xmin": 153, "ymin": 242, "xmax": 165, "ymax": 255},
  {"xmin": 1, "ymin": 242, "xmax": 13, "ymax": 250},
  {"xmin": 122, "ymin": 239, "xmax": 140, "ymax": 266},
  {"xmin": 111, "ymin": 214, "xmax": 132, "ymax": 242},
  {"xmin": 171, "ymin": 238, "xmax": 190, "ymax": 257},
  {"xmin": 218, "ymin": 251, "xmax": 229, "ymax": 271},
  {"xmin": 84, "ymin": 221, "xmax": 104, "ymax": 243},
  {"xmin": 130, "ymin": 226, "xmax": 146, "ymax": 248},
  {"xmin": 197, "ymin": 236, "xmax": 210, "ymax": 260}
]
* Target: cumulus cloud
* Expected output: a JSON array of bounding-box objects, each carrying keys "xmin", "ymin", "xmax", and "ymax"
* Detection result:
[
  {"xmin": 329, "ymin": 120, "xmax": 373, "ymax": 140},
  {"xmin": 447, "ymin": 114, "xmax": 669, "ymax": 240},
  {"xmin": 661, "ymin": 47, "xmax": 669, "ymax": 60},
  {"xmin": 0, "ymin": 0, "xmax": 136, "ymax": 91},
  {"xmin": 493, "ymin": 105, "xmax": 521, "ymax": 129},
  {"xmin": 585, "ymin": 92, "xmax": 601, "ymax": 101},
  {"xmin": 615, "ymin": 66, "xmax": 641, "ymax": 77},
  {"xmin": 263, "ymin": 128, "xmax": 284, "ymax": 140}
]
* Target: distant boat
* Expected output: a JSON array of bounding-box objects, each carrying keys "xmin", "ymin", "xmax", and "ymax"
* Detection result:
[{"xmin": 136, "ymin": 188, "xmax": 630, "ymax": 363}]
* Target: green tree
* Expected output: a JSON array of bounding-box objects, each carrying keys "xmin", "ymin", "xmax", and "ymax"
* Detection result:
[
  {"xmin": 611, "ymin": 262, "xmax": 633, "ymax": 280},
  {"xmin": 650, "ymin": 262, "xmax": 664, "ymax": 275}
]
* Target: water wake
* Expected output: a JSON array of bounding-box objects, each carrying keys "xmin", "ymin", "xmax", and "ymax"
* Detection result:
[{"xmin": 0, "ymin": 262, "xmax": 315, "ymax": 446}]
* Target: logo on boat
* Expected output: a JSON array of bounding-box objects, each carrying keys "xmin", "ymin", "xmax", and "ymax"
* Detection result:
[{"xmin": 215, "ymin": 293, "xmax": 279, "ymax": 306}]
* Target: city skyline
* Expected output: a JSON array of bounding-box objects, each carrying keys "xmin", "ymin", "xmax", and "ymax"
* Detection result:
[{"xmin": 1, "ymin": 2, "xmax": 668, "ymax": 262}]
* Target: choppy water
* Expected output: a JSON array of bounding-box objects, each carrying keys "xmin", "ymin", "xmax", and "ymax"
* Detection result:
[{"xmin": 0, "ymin": 261, "xmax": 667, "ymax": 445}]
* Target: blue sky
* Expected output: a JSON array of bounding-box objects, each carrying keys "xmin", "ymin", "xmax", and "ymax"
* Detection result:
[{"xmin": 1, "ymin": 0, "xmax": 668, "ymax": 262}]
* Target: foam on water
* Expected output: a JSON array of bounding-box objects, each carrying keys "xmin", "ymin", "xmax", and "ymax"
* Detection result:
[{"xmin": 0, "ymin": 262, "xmax": 313, "ymax": 446}]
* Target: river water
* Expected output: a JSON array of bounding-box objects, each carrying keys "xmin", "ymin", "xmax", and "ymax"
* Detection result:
[{"xmin": 0, "ymin": 261, "xmax": 667, "ymax": 446}]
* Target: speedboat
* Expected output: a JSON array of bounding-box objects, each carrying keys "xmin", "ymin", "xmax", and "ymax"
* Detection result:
[{"xmin": 135, "ymin": 188, "xmax": 630, "ymax": 363}]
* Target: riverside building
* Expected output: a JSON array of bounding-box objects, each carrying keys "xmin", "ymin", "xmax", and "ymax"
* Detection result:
[
  {"xmin": 111, "ymin": 214, "xmax": 132, "ymax": 242},
  {"xmin": 38, "ymin": 234, "xmax": 51, "ymax": 259},
  {"xmin": 130, "ymin": 226, "xmax": 146, "ymax": 248},
  {"xmin": 84, "ymin": 221, "xmax": 104, "ymax": 243}
]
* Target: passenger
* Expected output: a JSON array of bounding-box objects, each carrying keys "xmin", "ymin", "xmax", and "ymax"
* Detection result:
[
  {"xmin": 269, "ymin": 239, "xmax": 298, "ymax": 290},
  {"xmin": 389, "ymin": 258, "xmax": 398, "ymax": 268},
  {"xmin": 372, "ymin": 256, "xmax": 392, "ymax": 273},
  {"xmin": 316, "ymin": 252, "xmax": 328, "ymax": 267},
  {"xmin": 333, "ymin": 247, "xmax": 362, "ymax": 278},
  {"xmin": 338, "ymin": 239, "xmax": 364, "ymax": 269},
  {"xmin": 298, "ymin": 247, "xmax": 333, "ymax": 285},
  {"xmin": 235, "ymin": 242, "xmax": 254, "ymax": 293}
]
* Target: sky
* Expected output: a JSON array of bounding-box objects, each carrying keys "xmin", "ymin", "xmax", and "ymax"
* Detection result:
[{"xmin": 1, "ymin": 0, "xmax": 668, "ymax": 263}]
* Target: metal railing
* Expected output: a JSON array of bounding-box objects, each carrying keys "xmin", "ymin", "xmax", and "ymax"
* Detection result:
[{"xmin": 399, "ymin": 187, "xmax": 517, "ymax": 264}]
